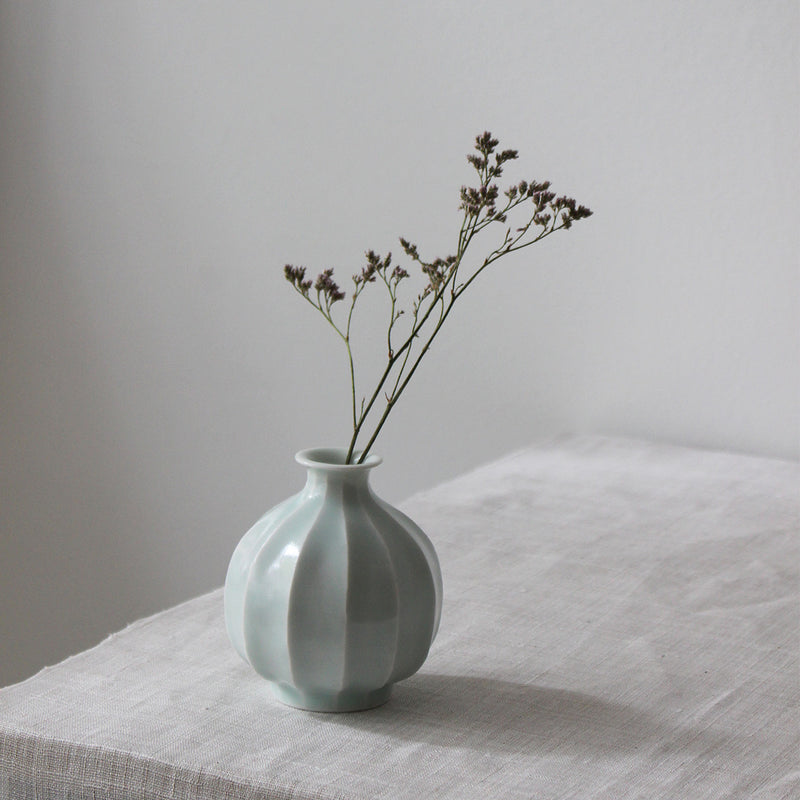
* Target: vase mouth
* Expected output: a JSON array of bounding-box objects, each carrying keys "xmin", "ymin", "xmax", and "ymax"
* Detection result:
[{"xmin": 295, "ymin": 447, "xmax": 382, "ymax": 471}]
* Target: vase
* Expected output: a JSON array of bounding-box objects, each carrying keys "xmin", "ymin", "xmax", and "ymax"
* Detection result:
[{"xmin": 224, "ymin": 447, "xmax": 443, "ymax": 712}]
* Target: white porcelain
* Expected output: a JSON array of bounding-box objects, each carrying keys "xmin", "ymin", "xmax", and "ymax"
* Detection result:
[{"xmin": 224, "ymin": 448, "xmax": 442, "ymax": 712}]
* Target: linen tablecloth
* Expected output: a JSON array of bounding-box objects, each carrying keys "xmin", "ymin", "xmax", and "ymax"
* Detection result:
[{"xmin": 1, "ymin": 436, "xmax": 798, "ymax": 799}]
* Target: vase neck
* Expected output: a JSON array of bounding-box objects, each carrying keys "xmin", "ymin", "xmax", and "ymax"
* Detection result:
[
  {"xmin": 295, "ymin": 447, "xmax": 381, "ymax": 493},
  {"xmin": 303, "ymin": 468, "xmax": 372, "ymax": 494}
]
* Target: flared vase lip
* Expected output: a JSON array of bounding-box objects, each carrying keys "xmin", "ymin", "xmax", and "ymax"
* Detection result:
[{"xmin": 295, "ymin": 447, "xmax": 382, "ymax": 471}]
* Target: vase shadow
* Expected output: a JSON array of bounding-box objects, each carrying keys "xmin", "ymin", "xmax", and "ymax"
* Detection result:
[{"xmin": 321, "ymin": 672, "xmax": 734, "ymax": 758}]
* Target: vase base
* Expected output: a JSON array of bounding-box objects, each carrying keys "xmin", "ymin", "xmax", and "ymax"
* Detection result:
[{"xmin": 270, "ymin": 682, "xmax": 392, "ymax": 712}]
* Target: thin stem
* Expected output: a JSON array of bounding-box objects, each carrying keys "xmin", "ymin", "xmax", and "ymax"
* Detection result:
[
  {"xmin": 356, "ymin": 223, "xmax": 569, "ymax": 462},
  {"xmin": 345, "ymin": 268, "xmax": 458, "ymax": 462},
  {"xmin": 455, "ymin": 219, "xmax": 565, "ymax": 300},
  {"xmin": 291, "ymin": 282, "xmax": 360, "ymax": 456},
  {"xmin": 344, "ymin": 292, "xmax": 360, "ymax": 432},
  {"xmin": 291, "ymin": 136, "xmax": 591, "ymax": 465},
  {"xmin": 388, "ymin": 302, "xmax": 421, "ymax": 399},
  {"xmin": 357, "ymin": 290, "xmax": 459, "ymax": 462},
  {"xmin": 378, "ymin": 270, "xmax": 397, "ymax": 358}
]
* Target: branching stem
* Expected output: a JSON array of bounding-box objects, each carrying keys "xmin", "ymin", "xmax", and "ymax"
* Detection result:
[{"xmin": 283, "ymin": 132, "xmax": 592, "ymax": 464}]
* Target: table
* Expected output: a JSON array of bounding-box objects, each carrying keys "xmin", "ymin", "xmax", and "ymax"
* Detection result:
[{"xmin": 1, "ymin": 436, "xmax": 798, "ymax": 799}]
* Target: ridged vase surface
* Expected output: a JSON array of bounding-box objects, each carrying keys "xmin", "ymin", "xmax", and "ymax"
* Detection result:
[{"xmin": 224, "ymin": 448, "xmax": 443, "ymax": 712}]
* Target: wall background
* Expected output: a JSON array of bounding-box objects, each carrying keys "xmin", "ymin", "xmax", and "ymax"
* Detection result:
[{"xmin": 1, "ymin": 0, "xmax": 797, "ymax": 687}]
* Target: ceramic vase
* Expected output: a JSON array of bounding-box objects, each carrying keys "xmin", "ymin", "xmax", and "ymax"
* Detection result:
[{"xmin": 224, "ymin": 448, "xmax": 442, "ymax": 712}]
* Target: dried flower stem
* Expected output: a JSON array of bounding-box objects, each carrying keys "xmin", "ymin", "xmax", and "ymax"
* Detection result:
[{"xmin": 284, "ymin": 132, "xmax": 592, "ymax": 463}]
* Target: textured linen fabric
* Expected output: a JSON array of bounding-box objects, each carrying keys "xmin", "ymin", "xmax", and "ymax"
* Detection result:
[{"xmin": 1, "ymin": 436, "xmax": 798, "ymax": 799}]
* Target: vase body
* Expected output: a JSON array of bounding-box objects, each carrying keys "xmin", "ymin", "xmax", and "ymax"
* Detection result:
[{"xmin": 224, "ymin": 448, "xmax": 442, "ymax": 712}]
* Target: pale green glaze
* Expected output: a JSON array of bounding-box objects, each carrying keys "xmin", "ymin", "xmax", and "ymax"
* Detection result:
[{"xmin": 224, "ymin": 448, "xmax": 443, "ymax": 712}]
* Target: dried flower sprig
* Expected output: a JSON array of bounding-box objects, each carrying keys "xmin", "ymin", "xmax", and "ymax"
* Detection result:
[{"xmin": 284, "ymin": 132, "xmax": 592, "ymax": 463}]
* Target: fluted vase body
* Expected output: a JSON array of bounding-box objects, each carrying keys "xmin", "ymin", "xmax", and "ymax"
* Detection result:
[{"xmin": 224, "ymin": 448, "xmax": 442, "ymax": 712}]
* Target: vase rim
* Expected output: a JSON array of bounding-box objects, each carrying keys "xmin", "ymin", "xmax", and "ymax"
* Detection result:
[{"xmin": 295, "ymin": 447, "xmax": 382, "ymax": 471}]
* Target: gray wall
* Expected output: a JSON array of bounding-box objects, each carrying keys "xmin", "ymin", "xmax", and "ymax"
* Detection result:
[{"xmin": 1, "ymin": 0, "xmax": 797, "ymax": 687}]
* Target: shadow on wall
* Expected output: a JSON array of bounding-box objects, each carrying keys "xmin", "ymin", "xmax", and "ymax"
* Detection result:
[
  {"xmin": 0, "ymin": 112, "xmax": 163, "ymax": 688},
  {"xmin": 0, "ymin": 262, "xmax": 165, "ymax": 686}
]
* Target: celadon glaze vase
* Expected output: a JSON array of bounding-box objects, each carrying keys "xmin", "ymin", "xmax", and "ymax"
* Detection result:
[{"xmin": 224, "ymin": 448, "xmax": 443, "ymax": 712}]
